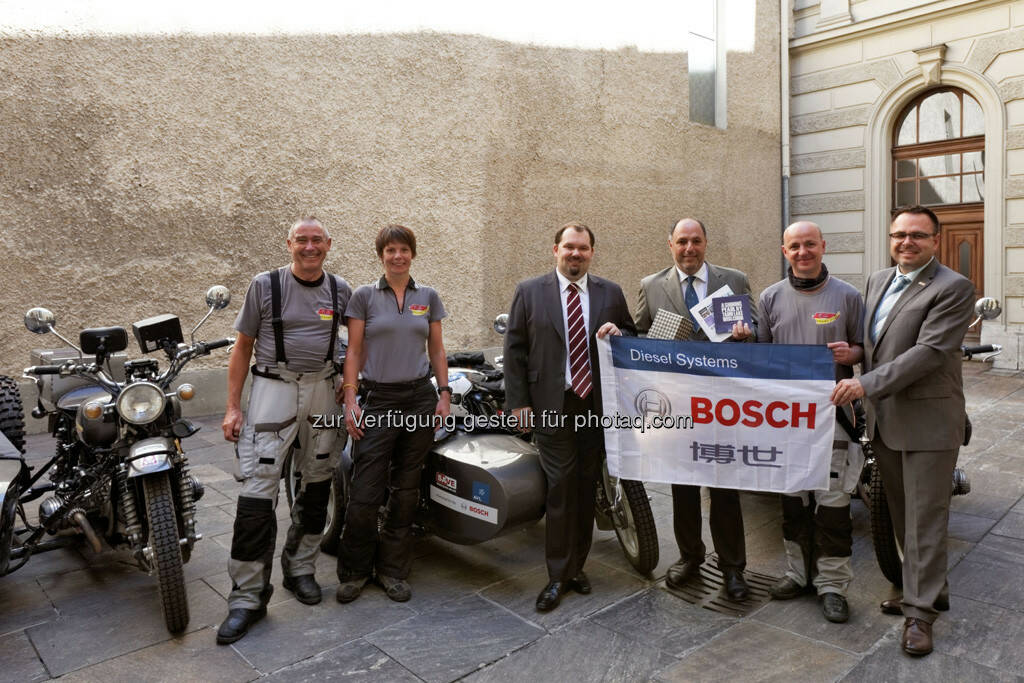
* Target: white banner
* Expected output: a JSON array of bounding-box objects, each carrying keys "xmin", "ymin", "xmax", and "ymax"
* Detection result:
[{"xmin": 597, "ymin": 336, "xmax": 836, "ymax": 494}]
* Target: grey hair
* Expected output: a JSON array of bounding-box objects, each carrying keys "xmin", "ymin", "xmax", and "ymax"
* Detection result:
[{"xmin": 288, "ymin": 216, "xmax": 330, "ymax": 240}]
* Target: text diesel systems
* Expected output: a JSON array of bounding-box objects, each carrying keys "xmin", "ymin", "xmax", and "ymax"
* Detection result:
[{"xmin": 629, "ymin": 348, "xmax": 739, "ymax": 370}]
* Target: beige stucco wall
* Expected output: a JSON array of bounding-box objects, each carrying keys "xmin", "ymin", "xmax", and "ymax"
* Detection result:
[{"xmin": 1, "ymin": 11, "xmax": 781, "ymax": 389}]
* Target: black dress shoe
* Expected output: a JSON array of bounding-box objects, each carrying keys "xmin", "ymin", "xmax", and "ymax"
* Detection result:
[
  {"xmin": 722, "ymin": 570, "xmax": 750, "ymax": 601},
  {"xmin": 665, "ymin": 559, "xmax": 701, "ymax": 590},
  {"xmin": 821, "ymin": 593, "xmax": 850, "ymax": 623},
  {"xmin": 536, "ymin": 581, "xmax": 564, "ymax": 612},
  {"xmin": 568, "ymin": 571, "xmax": 592, "ymax": 595},
  {"xmin": 880, "ymin": 596, "xmax": 950, "ymax": 616},
  {"xmin": 283, "ymin": 574, "xmax": 322, "ymax": 605},
  {"xmin": 216, "ymin": 606, "xmax": 267, "ymax": 644}
]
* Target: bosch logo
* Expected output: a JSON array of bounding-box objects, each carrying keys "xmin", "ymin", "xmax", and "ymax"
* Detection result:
[
  {"xmin": 634, "ymin": 389, "xmax": 671, "ymax": 419},
  {"xmin": 469, "ymin": 506, "xmax": 489, "ymax": 517}
]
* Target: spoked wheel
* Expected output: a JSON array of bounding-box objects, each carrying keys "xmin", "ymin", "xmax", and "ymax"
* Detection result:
[
  {"xmin": 284, "ymin": 449, "xmax": 348, "ymax": 556},
  {"xmin": 142, "ymin": 472, "xmax": 189, "ymax": 633},
  {"xmin": 866, "ymin": 462, "xmax": 903, "ymax": 588},
  {"xmin": 597, "ymin": 460, "xmax": 659, "ymax": 576}
]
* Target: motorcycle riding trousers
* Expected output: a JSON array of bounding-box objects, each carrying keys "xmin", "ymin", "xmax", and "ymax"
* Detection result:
[
  {"xmin": 228, "ymin": 363, "xmax": 342, "ymax": 610},
  {"xmin": 780, "ymin": 436, "xmax": 862, "ymax": 596}
]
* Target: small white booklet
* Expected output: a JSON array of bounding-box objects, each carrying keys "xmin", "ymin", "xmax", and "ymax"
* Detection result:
[{"xmin": 689, "ymin": 284, "xmax": 734, "ymax": 342}]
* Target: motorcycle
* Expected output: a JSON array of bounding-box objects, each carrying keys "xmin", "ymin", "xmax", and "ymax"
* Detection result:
[
  {"xmin": 285, "ymin": 315, "xmax": 660, "ymax": 576},
  {"xmin": 0, "ymin": 286, "xmax": 234, "ymax": 633},
  {"xmin": 855, "ymin": 296, "xmax": 1003, "ymax": 587}
]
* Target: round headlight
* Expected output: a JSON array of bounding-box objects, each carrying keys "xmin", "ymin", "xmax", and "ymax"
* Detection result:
[{"xmin": 116, "ymin": 382, "xmax": 167, "ymax": 425}]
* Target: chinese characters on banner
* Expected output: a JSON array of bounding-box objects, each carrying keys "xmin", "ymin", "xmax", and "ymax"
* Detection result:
[{"xmin": 597, "ymin": 336, "xmax": 836, "ymax": 494}]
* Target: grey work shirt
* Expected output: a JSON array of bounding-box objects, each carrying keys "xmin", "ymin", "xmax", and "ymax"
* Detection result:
[
  {"xmin": 347, "ymin": 276, "xmax": 447, "ymax": 383},
  {"xmin": 235, "ymin": 266, "xmax": 352, "ymax": 373},
  {"xmin": 756, "ymin": 276, "xmax": 864, "ymax": 381}
]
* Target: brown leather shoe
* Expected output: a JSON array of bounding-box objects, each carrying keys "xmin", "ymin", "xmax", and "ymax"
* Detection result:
[{"xmin": 901, "ymin": 617, "xmax": 933, "ymax": 656}]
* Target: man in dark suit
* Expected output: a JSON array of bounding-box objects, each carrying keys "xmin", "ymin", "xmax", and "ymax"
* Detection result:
[
  {"xmin": 832, "ymin": 205, "xmax": 975, "ymax": 656},
  {"xmin": 634, "ymin": 217, "xmax": 755, "ymax": 600},
  {"xmin": 504, "ymin": 221, "xmax": 636, "ymax": 612}
]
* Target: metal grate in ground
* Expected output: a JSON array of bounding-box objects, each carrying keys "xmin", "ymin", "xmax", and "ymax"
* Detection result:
[{"xmin": 662, "ymin": 556, "xmax": 777, "ymax": 618}]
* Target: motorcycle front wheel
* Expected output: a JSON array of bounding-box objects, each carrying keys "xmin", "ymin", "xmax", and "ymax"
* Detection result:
[
  {"xmin": 283, "ymin": 451, "xmax": 347, "ymax": 556},
  {"xmin": 865, "ymin": 462, "xmax": 903, "ymax": 588},
  {"xmin": 597, "ymin": 460, "xmax": 659, "ymax": 576},
  {"xmin": 143, "ymin": 472, "xmax": 190, "ymax": 633}
]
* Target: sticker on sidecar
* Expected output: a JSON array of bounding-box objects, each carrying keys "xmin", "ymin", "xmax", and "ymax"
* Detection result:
[{"xmin": 430, "ymin": 485, "xmax": 498, "ymax": 525}]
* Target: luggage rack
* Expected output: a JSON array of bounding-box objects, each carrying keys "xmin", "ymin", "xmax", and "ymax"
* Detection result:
[{"xmin": 661, "ymin": 556, "xmax": 776, "ymax": 618}]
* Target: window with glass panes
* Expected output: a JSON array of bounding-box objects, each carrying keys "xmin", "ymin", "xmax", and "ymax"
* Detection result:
[{"xmin": 892, "ymin": 88, "xmax": 984, "ymax": 207}]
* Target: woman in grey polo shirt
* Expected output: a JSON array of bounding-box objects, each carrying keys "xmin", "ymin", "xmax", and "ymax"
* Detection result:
[{"xmin": 335, "ymin": 224, "xmax": 450, "ymax": 603}]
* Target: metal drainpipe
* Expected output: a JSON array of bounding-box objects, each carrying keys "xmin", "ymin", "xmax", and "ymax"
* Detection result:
[{"xmin": 780, "ymin": 0, "xmax": 791, "ymax": 280}]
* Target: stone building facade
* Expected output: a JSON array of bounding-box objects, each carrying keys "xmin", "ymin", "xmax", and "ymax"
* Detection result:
[{"xmin": 788, "ymin": 0, "xmax": 1024, "ymax": 369}]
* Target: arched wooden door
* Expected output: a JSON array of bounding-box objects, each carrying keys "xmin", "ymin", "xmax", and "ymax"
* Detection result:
[{"xmin": 891, "ymin": 88, "xmax": 984, "ymax": 316}]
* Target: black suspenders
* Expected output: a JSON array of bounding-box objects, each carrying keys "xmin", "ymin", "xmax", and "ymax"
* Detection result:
[{"xmin": 268, "ymin": 268, "xmax": 341, "ymax": 366}]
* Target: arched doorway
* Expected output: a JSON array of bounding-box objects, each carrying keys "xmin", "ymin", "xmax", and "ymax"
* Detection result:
[{"xmin": 891, "ymin": 88, "xmax": 984, "ymax": 308}]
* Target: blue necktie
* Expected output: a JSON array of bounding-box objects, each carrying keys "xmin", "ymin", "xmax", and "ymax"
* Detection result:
[
  {"xmin": 684, "ymin": 275, "xmax": 699, "ymax": 317},
  {"xmin": 871, "ymin": 274, "xmax": 911, "ymax": 342}
]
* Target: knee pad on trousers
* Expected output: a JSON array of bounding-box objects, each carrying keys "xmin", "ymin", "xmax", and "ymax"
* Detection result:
[
  {"xmin": 815, "ymin": 504, "xmax": 853, "ymax": 558},
  {"xmin": 231, "ymin": 496, "xmax": 276, "ymax": 562},
  {"xmin": 780, "ymin": 494, "xmax": 812, "ymax": 542},
  {"xmin": 298, "ymin": 478, "xmax": 332, "ymax": 533}
]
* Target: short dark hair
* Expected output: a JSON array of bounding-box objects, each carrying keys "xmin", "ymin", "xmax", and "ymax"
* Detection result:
[
  {"xmin": 554, "ymin": 221, "xmax": 595, "ymax": 247},
  {"xmin": 375, "ymin": 224, "xmax": 417, "ymax": 257},
  {"xmin": 670, "ymin": 218, "xmax": 707, "ymax": 237},
  {"xmin": 892, "ymin": 205, "xmax": 940, "ymax": 234}
]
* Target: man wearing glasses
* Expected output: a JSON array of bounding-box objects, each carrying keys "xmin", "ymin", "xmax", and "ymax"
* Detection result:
[{"xmin": 831, "ymin": 205, "xmax": 975, "ymax": 657}]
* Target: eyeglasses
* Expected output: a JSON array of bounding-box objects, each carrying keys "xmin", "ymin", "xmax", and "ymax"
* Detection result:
[{"xmin": 889, "ymin": 231, "xmax": 936, "ymax": 242}]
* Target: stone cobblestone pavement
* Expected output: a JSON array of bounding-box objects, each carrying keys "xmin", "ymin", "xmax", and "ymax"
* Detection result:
[{"xmin": 2, "ymin": 362, "xmax": 1022, "ymax": 682}]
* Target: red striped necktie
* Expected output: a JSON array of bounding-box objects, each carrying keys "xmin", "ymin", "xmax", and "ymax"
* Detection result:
[{"xmin": 567, "ymin": 282, "xmax": 592, "ymax": 399}]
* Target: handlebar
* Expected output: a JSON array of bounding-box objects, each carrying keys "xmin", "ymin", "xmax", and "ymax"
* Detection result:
[
  {"xmin": 962, "ymin": 344, "xmax": 1001, "ymax": 359},
  {"xmin": 25, "ymin": 365, "xmax": 63, "ymax": 375},
  {"xmin": 203, "ymin": 338, "xmax": 234, "ymax": 351}
]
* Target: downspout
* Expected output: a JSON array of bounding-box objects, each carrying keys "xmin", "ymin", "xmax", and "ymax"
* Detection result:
[{"xmin": 780, "ymin": 0, "xmax": 791, "ymax": 280}]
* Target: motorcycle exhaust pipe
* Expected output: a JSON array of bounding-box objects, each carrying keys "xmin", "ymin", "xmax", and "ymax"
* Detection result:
[{"xmin": 69, "ymin": 509, "xmax": 103, "ymax": 554}]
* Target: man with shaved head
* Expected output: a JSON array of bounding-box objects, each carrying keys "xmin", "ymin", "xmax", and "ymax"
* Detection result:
[
  {"xmin": 756, "ymin": 221, "xmax": 864, "ymax": 623},
  {"xmin": 636, "ymin": 217, "xmax": 755, "ymax": 601}
]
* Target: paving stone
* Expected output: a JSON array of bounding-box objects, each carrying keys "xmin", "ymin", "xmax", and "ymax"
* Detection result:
[
  {"xmin": 990, "ymin": 512, "xmax": 1024, "ymax": 540},
  {"xmin": 196, "ymin": 503, "xmax": 237, "ymax": 537},
  {"xmin": 465, "ymin": 619, "xmax": 676, "ymax": 683},
  {"xmin": 230, "ymin": 589, "xmax": 414, "ymax": 674},
  {"xmin": 183, "ymin": 534, "xmax": 232, "ymax": 582},
  {"xmin": 655, "ymin": 620, "xmax": 858, "ymax": 682},
  {"xmin": 480, "ymin": 562, "xmax": 646, "ymax": 631},
  {"xmin": 590, "ymin": 587, "xmax": 736, "ymax": 656},
  {"xmin": 929, "ymin": 595, "xmax": 1024, "ymax": 677},
  {"xmin": 0, "ymin": 546, "xmax": 88, "ymax": 582},
  {"xmin": 262, "ymin": 639, "xmax": 418, "ymax": 682},
  {"xmin": 394, "ymin": 539, "xmax": 514, "ymax": 612},
  {"xmin": 58, "ymin": 627, "xmax": 256, "ymax": 683},
  {"xmin": 951, "ymin": 491, "xmax": 1020, "ymax": 521},
  {"xmin": 366, "ymin": 594, "xmax": 544, "ymax": 683},
  {"xmin": 841, "ymin": 627, "xmax": 1017, "ymax": 682},
  {"xmin": 948, "ymin": 535, "xmax": 1024, "ymax": 611},
  {"xmin": 0, "ymin": 631, "xmax": 48, "ymax": 683},
  {"xmin": 27, "ymin": 578, "xmax": 226, "ymax": 676},
  {"xmin": 949, "ymin": 511, "xmax": 998, "ymax": 543},
  {"xmin": 0, "ymin": 574, "xmax": 57, "ymax": 637}
]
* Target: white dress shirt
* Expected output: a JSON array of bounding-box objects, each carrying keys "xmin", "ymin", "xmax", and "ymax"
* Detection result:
[{"xmin": 675, "ymin": 262, "xmax": 709, "ymax": 305}]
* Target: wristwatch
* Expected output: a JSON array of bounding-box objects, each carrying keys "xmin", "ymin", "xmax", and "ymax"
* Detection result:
[{"xmin": 437, "ymin": 385, "xmax": 452, "ymax": 396}]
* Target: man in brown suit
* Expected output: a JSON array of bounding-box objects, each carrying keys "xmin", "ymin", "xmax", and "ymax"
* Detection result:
[{"xmin": 832, "ymin": 205, "xmax": 974, "ymax": 656}]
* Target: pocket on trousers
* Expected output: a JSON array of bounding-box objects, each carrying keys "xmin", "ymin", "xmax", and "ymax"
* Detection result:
[{"xmin": 837, "ymin": 443, "xmax": 864, "ymax": 494}]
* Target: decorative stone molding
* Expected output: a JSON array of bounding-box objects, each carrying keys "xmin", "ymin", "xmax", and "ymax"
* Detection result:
[
  {"xmin": 817, "ymin": 0, "xmax": 853, "ymax": 30},
  {"xmin": 913, "ymin": 45, "xmax": 947, "ymax": 87}
]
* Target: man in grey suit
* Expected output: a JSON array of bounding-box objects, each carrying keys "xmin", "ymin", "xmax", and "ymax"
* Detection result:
[
  {"xmin": 832, "ymin": 205, "xmax": 974, "ymax": 656},
  {"xmin": 635, "ymin": 217, "xmax": 755, "ymax": 600},
  {"xmin": 504, "ymin": 221, "xmax": 636, "ymax": 612}
]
